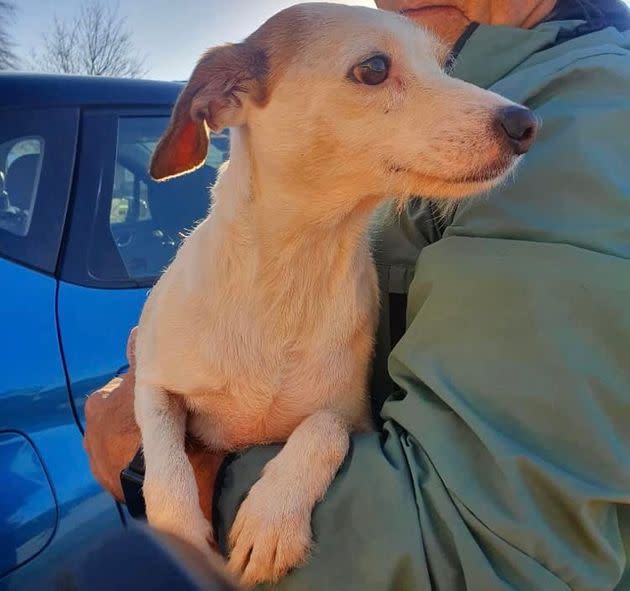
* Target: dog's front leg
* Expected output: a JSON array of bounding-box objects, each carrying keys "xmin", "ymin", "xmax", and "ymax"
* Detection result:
[
  {"xmin": 134, "ymin": 383, "xmax": 212, "ymax": 558},
  {"xmin": 228, "ymin": 410, "xmax": 349, "ymax": 587}
]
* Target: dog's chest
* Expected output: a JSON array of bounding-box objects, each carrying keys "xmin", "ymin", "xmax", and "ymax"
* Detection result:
[
  {"xmin": 185, "ymin": 346, "xmax": 362, "ymax": 450},
  {"xmin": 147, "ymin": 226, "xmax": 379, "ymax": 449},
  {"xmin": 187, "ymin": 392, "xmax": 304, "ymax": 450}
]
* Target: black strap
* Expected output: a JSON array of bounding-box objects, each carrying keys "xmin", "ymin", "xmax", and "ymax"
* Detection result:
[
  {"xmin": 389, "ymin": 292, "xmax": 408, "ymax": 350},
  {"xmin": 120, "ymin": 447, "xmax": 146, "ymax": 519}
]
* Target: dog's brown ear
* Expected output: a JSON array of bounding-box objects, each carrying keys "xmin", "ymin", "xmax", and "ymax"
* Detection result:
[{"xmin": 150, "ymin": 43, "xmax": 269, "ymax": 181}]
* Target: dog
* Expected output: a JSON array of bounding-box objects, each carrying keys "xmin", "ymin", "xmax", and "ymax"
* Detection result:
[{"xmin": 134, "ymin": 2, "xmax": 538, "ymax": 587}]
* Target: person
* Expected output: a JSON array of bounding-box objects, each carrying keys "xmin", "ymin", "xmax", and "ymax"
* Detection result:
[{"xmin": 83, "ymin": 0, "xmax": 630, "ymax": 589}]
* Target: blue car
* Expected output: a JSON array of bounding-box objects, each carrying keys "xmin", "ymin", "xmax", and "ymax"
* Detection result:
[{"xmin": 0, "ymin": 73, "xmax": 229, "ymax": 590}]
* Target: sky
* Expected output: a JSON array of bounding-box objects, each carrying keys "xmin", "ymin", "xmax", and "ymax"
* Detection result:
[
  {"xmin": 12, "ymin": 0, "xmax": 630, "ymax": 81},
  {"xmin": 13, "ymin": 0, "xmax": 374, "ymax": 80}
]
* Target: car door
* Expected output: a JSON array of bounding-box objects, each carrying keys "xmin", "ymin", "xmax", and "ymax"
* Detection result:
[
  {"xmin": 57, "ymin": 108, "xmax": 229, "ymax": 427},
  {"xmin": 0, "ymin": 107, "xmax": 123, "ymax": 591}
]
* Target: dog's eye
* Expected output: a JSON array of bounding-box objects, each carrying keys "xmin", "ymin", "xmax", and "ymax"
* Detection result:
[{"xmin": 351, "ymin": 55, "xmax": 390, "ymax": 86}]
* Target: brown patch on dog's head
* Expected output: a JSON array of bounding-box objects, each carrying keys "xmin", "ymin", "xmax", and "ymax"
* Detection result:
[{"xmin": 150, "ymin": 6, "xmax": 309, "ymax": 182}]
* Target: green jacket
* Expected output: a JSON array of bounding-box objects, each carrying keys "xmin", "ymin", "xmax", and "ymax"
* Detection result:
[{"xmin": 215, "ymin": 19, "xmax": 630, "ymax": 591}]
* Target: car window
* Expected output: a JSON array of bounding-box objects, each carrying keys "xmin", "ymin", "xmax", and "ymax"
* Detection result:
[
  {"xmin": 92, "ymin": 117, "xmax": 228, "ymax": 281},
  {"xmin": 0, "ymin": 107, "xmax": 77, "ymax": 273},
  {"xmin": 0, "ymin": 137, "xmax": 44, "ymax": 237}
]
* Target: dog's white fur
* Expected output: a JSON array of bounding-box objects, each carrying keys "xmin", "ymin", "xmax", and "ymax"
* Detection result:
[{"xmin": 134, "ymin": 3, "xmax": 532, "ymax": 586}]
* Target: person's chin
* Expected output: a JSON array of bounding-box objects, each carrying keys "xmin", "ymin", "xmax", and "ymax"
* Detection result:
[
  {"xmin": 400, "ymin": 5, "xmax": 471, "ymax": 43},
  {"xmin": 401, "ymin": 5, "xmax": 465, "ymax": 22}
]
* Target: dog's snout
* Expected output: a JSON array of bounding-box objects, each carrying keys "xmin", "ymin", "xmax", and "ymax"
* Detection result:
[{"xmin": 496, "ymin": 106, "xmax": 539, "ymax": 155}]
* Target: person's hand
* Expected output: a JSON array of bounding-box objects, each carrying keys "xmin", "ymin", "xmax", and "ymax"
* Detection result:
[
  {"xmin": 84, "ymin": 328, "xmax": 225, "ymax": 521},
  {"xmin": 84, "ymin": 328, "xmax": 141, "ymax": 502}
]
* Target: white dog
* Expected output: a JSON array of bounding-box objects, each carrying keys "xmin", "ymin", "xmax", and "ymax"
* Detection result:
[{"xmin": 134, "ymin": 2, "xmax": 537, "ymax": 587}]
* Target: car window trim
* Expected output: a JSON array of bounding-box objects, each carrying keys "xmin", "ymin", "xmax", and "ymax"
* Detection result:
[
  {"xmin": 0, "ymin": 107, "xmax": 79, "ymax": 274},
  {"xmin": 60, "ymin": 107, "xmax": 172, "ymax": 289}
]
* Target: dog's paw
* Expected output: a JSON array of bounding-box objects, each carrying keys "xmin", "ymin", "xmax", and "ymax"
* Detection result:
[
  {"xmin": 227, "ymin": 477, "xmax": 312, "ymax": 587},
  {"xmin": 156, "ymin": 515, "xmax": 214, "ymax": 561},
  {"xmin": 145, "ymin": 494, "xmax": 214, "ymax": 561}
]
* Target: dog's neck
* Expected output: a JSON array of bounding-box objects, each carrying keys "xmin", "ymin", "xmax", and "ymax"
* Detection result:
[
  {"xmin": 211, "ymin": 127, "xmax": 378, "ymax": 274},
  {"xmin": 204, "ymin": 127, "xmax": 379, "ymax": 337}
]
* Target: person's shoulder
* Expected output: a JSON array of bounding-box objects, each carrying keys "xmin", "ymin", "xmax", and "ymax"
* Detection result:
[
  {"xmin": 524, "ymin": 25, "xmax": 630, "ymax": 77},
  {"xmin": 496, "ymin": 26, "xmax": 630, "ymax": 107}
]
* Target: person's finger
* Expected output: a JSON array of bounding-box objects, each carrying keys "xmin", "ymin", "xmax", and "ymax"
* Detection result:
[{"xmin": 126, "ymin": 326, "xmax": 138, "ymax": 368}]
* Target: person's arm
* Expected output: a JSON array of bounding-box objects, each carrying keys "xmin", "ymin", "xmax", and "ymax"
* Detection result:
[{"xmin": 212, "ymin": 53, "xmax": 630, "ymax": 590}]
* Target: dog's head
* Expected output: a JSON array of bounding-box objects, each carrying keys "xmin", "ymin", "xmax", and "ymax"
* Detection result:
[{"xmin": 151, "ymin": 2, "xmax": 537, "ymax": 204}]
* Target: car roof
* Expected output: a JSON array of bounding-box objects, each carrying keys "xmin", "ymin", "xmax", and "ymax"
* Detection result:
[{"xmin": 0, "ymin": 72, "xmax": 184, "ymax": 109}]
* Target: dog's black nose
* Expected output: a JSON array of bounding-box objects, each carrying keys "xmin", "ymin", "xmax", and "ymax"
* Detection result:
[{"xmin": 497, "ymin": 106, "xmax": 538, "ymax": 155}]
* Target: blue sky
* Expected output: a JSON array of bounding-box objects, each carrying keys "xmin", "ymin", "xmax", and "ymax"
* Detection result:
[
  {"xmin": 13, "ymin": 0, "xmax": 373, "ymax": 80},
  {"xmin": 13, "ymin": 0, "xmax": 630, "ymax": 80}
]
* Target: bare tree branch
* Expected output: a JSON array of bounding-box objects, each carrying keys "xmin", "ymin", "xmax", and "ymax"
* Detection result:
[
  {"xmin": 0, "ymin": 0, "xmax": 18, "ymax": 70},
  {"xmin": 31, "ymin": 0, "xmax": 147, "ymax": 78}
]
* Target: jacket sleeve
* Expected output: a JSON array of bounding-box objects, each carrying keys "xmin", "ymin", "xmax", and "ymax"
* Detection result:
[{"xmin": 214, "ymin": 49, "xmax": 630, "ymax": 591}]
